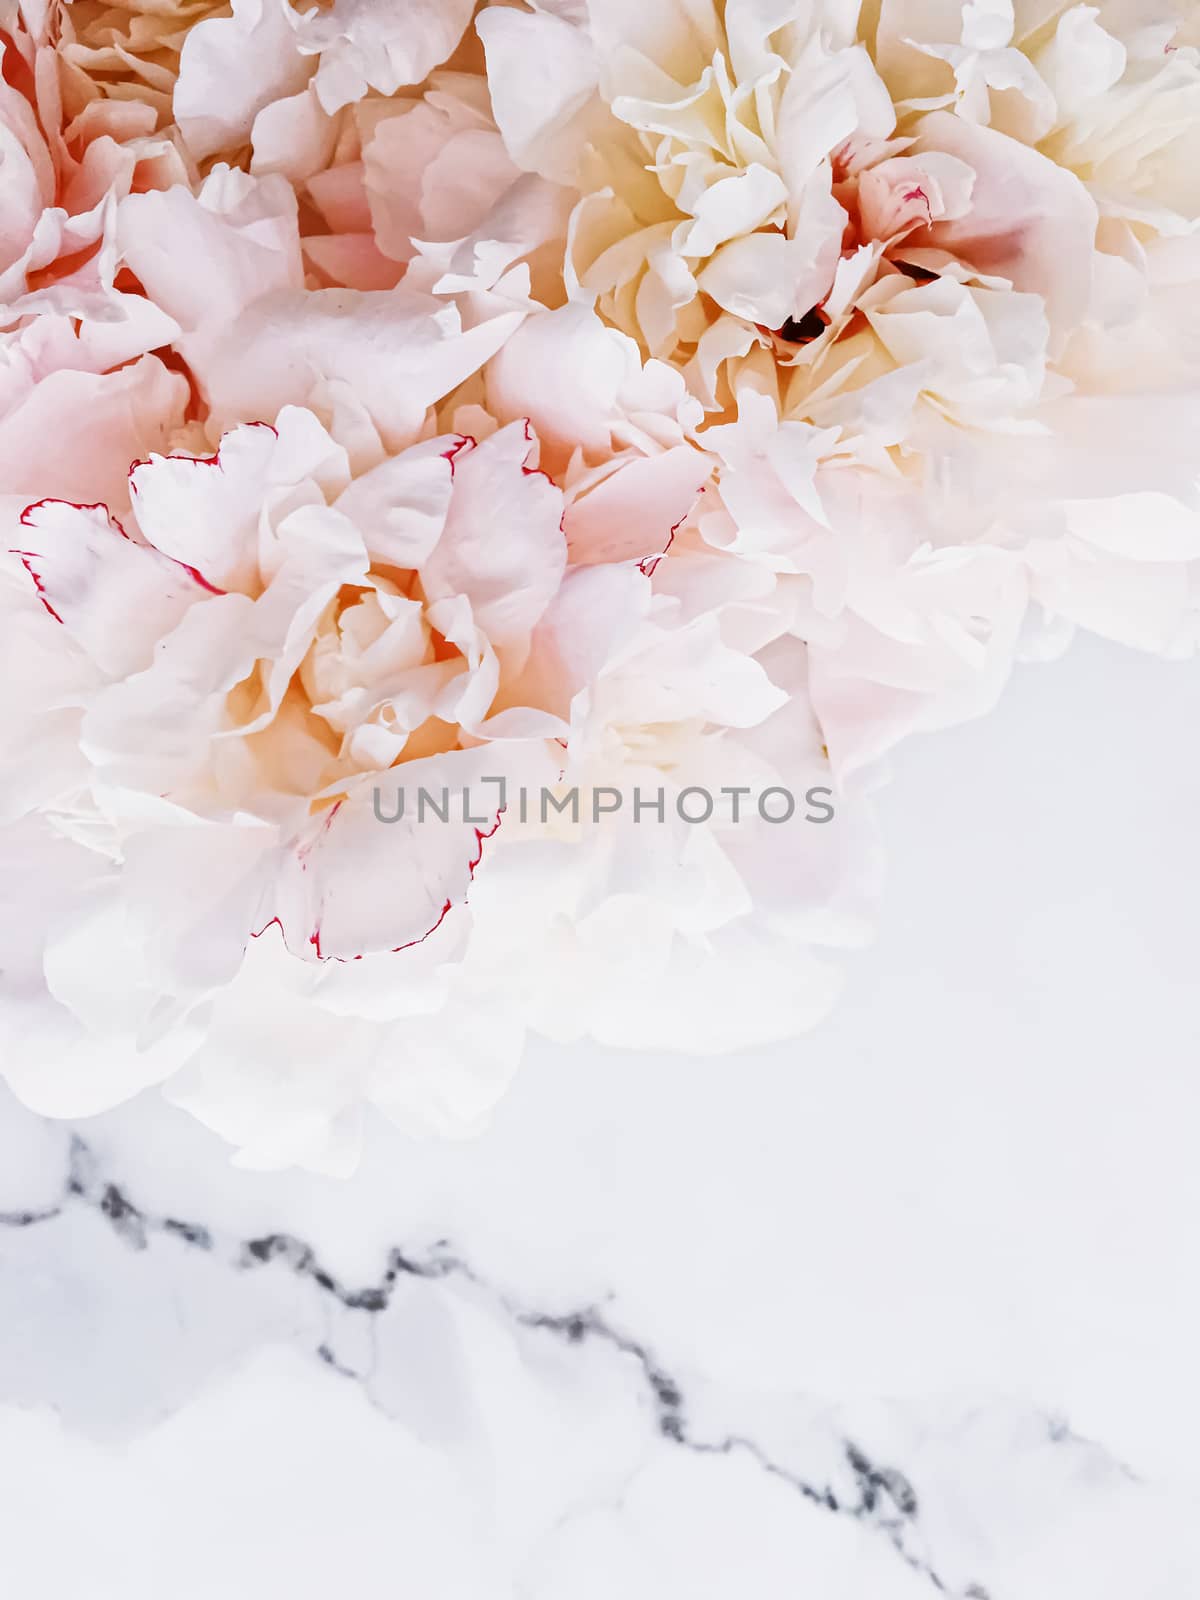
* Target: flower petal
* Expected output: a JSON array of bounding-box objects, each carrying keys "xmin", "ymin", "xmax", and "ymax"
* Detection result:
[{"xmin": 13, "ymin": 500, "xmax": 219, "ymax": 677}]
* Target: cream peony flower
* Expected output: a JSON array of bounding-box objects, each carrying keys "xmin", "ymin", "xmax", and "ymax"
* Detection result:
[
  {"xmin": 478, "ymin": 1, "xmax": 1198, "ymax": 382},
  {"xmin": 476, "ymin": 0, "xmax": 1200, "ymax": 769}
]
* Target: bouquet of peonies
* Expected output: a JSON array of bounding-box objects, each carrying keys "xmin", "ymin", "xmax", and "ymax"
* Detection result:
[{"xmin": 1, "ymin": 0, "xmax": 1197, "ymax": 1170}]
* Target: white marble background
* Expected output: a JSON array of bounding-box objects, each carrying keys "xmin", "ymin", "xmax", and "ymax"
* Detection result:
[{"xmin": 1, "ymin": 631, "xmax": 1198, "ymax": 1599}]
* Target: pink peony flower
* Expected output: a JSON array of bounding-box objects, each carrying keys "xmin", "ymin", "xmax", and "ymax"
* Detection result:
[{"xmin": 0, "ymin": 2, "xmax": 192, "ymax": 512}]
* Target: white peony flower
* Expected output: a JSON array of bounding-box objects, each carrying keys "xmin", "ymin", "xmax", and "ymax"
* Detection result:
[{"xmin": 2, "ymin": 393, "xmax": 870, "ymax": 1170}]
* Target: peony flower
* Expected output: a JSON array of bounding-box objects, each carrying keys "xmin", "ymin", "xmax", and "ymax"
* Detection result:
[
  {"xmin": 476, "ymin": 1, "xmax": 1197, "ymax": 385},
  {"xmin": 3, "ymin": 391, "xmax": 872, "ymax": 1170},
  {"xmin": 478, "ymin": 1, "xmax": 997, "ymax": 375},
  {"xmin": 1, "ymin": 407, "xmax": 556, "ymax": 1162},
  {"xmin": 2, "ymin": 1, "xmax": 188, "ymax": 319},
  {"xmin": 0, "ymin": 1, "xmax": 192, "ymax": 513},
  {"xmin": 55, "ymin": 0, "xmax": 482, "ymax": 177},
  {"xmin": 475, "ymin": 1, "xmax": 1200, "ymax": 769},
  {"xmin": 0, "ymin": 308, "xmax": 188, "ymax": 515},
  {"xmin": 54, "ymin": 0, "xmax": 229, "ymax": 134},
  {"xmin": 7, "ymin": 407, "xmax": 618, "ymax": 970}
]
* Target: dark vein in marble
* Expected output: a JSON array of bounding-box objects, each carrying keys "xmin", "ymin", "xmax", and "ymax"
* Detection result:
[
  {"xmin": 0, "ymin": 1203, "xmax": 62, "ymax": 1228},
  {"xmin": 1047, "ymin": 1414, "xmax": 1139, "ymax": 1483},
  {"xmin": 515, "ymin": 1306, "xmax": 955, "ymax": 1592},
  {"xmin": 6, "ymin": 1135, "xmax": 980, "ymax": 1597}
]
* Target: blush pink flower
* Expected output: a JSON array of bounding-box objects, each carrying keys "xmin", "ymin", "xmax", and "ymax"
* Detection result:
[
  {"xmin": 0, "ymin": 2, "xmax": 192, "ymax": 513},
  {"xmin": 1, "ymin": 2, "xmax": 188, "ymax": 322}
]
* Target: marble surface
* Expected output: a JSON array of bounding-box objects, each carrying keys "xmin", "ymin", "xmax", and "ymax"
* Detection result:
[{"xmin": 2, "ymin": 630, "xmax": 1199, "ymax": 1599}]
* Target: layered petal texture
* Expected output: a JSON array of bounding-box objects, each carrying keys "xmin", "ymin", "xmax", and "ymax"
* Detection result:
[{"xmin": 1, "ymin": 0, "xmax": 1198, "ymax": 1167}]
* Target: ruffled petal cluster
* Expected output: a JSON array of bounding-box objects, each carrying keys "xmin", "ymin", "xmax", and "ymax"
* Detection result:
[{"xmin": 2, "ymin": 0, "xmax": 1198, "ymax": 1168}]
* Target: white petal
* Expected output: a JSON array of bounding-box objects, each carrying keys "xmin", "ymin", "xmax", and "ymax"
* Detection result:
[
  {"xmin": 13, "ymin": 500, "xmax": 218, "ymax": 677},
  {"xmin": 271, "ymin": 757, "xmax": 501, "ymax": 960},
  {"xmin": 421, "ymin": 423, "xmax": 567, "ymax": 653},
  {"xmin": 914, "ymin": 111, "xmax": 1099, "ymax": 344},
  {"xmin": 130, "ymin": 411, "xmax": 349, "ymax": 595},
  {"xmin": 477, "ymin": 5, "xmax": 601, "ymax": 183},
  {"xmin": 293, "ymin": 0, "xmax": 477, "ymax": 114},
  {"xmin": 675, "ymin": 163, "xmax": 788, "ymax": 257},
  {"xmin": 334, "ymin": 435, "xmax": 456, "ymax": 569},
  {"xmin": 564, "ymin": 445, "xmax": 711, "ymax": 566},
  {"xmin": 175, "ymin": 0, "xmax": 312, "ymax": 163}
]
